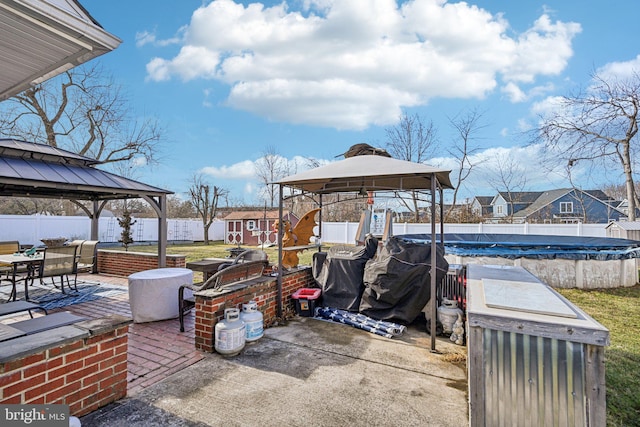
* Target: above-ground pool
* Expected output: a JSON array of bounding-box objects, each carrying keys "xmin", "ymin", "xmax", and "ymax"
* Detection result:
[
  {"xmin": 398, "ymin": 233, "xmax": 640, "ymax": 289},
  {"xmin": 399, "ymin": 233, "xmax": 640, "ymax": 260}
]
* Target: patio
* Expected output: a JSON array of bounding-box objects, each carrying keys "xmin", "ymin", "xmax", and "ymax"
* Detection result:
[
  {"xmin": 2, "ymin": 273, "xmax": 205, "ymax": 396},
  {"xmin": 2, "ymin": 272, "xmax": 470, "ymax": 426}
]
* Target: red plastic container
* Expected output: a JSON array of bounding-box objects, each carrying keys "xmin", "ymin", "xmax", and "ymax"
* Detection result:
[{"xmin": 291, "ymin": 288, "xmax": 322, "ymax": 317}]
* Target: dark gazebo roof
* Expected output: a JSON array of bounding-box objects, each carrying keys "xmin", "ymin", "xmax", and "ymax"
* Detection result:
[{"xmin": 0, "ymin": 139, "xmax": 172, "ymax": 200}]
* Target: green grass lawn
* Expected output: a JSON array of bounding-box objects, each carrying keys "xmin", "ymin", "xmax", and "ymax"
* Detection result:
[
  {"xmin": 108, "ymin": 242, "xmax": 640, "ymax": 425},
  {"xmin": 115, "ymin": 241, "xmax": 320, "ymax": 264},
  {"xmin": 558, "ymin": 286, "xmax": 640, "ymax": 427},
  {"xmin": 108, "ymin": 241, "xmax": 321, "ymax": 281}
]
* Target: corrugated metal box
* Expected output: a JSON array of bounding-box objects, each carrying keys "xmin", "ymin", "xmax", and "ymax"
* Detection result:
[{"xmin": 466, "ymin": 264, "xmax": 609, "ymax": 426}]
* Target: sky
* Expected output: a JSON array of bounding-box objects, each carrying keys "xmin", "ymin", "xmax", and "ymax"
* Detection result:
[{"xmin": 79, "ymin": 0, "xmax": 640, "ymax": 206}]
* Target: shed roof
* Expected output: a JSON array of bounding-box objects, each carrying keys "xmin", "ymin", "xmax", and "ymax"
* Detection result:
[
  {"xmin": 0, "ymin": 139, "xmax": 172, "ymax": 200},
  {"xmin": 224, "ymin": 210, "xmax": 292, "ymax": 221},
  {"xmin": 606, "ymin": 221, "xmax": 640, "ymax": 230}
]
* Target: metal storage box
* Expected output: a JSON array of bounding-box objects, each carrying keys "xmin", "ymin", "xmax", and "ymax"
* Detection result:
[{"xmin": 466, "ymin": 264, "xmax": 609, "ymax": 426}]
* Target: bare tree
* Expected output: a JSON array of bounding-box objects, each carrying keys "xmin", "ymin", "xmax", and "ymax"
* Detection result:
[
  {"xmin": 446, "ymin": 108, "xmax": 487, "ymax": 220},
  {"xmin": 255, "ymin": 145, "xmax": 290, "ymax": 208},
  {"xmin": 487, "ymin": 153, "xmax": 529, "ymax": 223},
  {"xmin": 536, "ymin": 70, "xmax": 640, "ymax": 220},
  {"xmin": 0, "ymin": 63, "xmax": 163, "ymax": 166},
  {"xmin": 384, "ymin": 113, "xmax": 438, "ymax": 222},
  {"xmin": 188, "ymin": 174, "xmax": 227, "ymax": 245}
]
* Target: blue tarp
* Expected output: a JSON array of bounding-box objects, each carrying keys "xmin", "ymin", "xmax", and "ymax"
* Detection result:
[{"xmin": 399, "ymin": 233, "xmax": 640, "ymax": 260}]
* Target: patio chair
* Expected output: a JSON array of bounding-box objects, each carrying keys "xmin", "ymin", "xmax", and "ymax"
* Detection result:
[
  {"xmin": 0, "ymin": 240, "xmax": 32, "ymax": 285},
  {"xmin": 38, "ymin": 245, "xmax": 78, "ymax": 294},
  {"xmin": 0, "ymin": 241, "xmax": 20, "ymax": 281},
  {"xmin": 178, "ymin": 258, "xmax": 269, "ymax": 332},
  {"xmin": 74, "ymin": 240, "xmax": 99, "ymax": 276},
  {"xmin": 215, "ymin": 249, "xmax": 268, "ymax": 272}
]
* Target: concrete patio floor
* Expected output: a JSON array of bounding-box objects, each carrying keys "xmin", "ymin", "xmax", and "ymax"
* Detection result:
[{"xmin": 52, "ymin": 273, "xmax": 469, "ymax": 426}]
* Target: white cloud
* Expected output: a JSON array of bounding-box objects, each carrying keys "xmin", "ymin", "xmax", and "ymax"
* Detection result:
[
  {"xmin": 597, "ymin": 54, "xmax": 640, "ymax": 80},
  {"xmin": 200, "ymin": 160, "xmax": 255, "ymax": 179},
  {"xmin": 530, "ymin": 95, "xmax": 565, "ymax": 117},
  {"xmin": 145, "ymin": 0, "xmax": 581, "ymax": 129},
  {"xmin": 502, "ymin": 82, "xmax": 527, "ymax": 103},
  {"xmin": 135, "ymin": 31, "xmax": 156, "ymax": 48},
  {"xmin": 136, "ymin": 27, "xmax": 187, "ymax": 48}
]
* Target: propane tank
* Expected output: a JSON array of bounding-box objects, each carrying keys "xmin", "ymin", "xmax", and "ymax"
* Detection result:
[
  {"xmin": 240, "ymin": 300, "xmax": 264, "ymax": 342},
  {"xmin": 437, "ymin": 298, "xmax": 463, "ymax": 335},
  {"xmin": 215, "ymin": 308, "xmax": 246, "ymax": 356}
]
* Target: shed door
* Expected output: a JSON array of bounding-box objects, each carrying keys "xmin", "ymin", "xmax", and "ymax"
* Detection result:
[{"xmin": 226, "ymin": 220, "xmax": 243, "ymax": 244}]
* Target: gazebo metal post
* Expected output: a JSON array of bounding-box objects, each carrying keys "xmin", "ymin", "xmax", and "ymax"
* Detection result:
[
  {"xmin": 439, "ymin": 188, "xmax": 444, "ymax": 247},
  {"xmin": 430, "ymin": 174, "xmax": 438, "ymax": 352},
  {"xmin": 157, "ymin": 195, "xmax": 167, "ymax": 268},
  {"xmin": 276, "ymin": 184, "xmax": 284, "ymax": 318},
  {"xmin": 318, "ymin": 194, "xmax": 323, "ymax": 250}
]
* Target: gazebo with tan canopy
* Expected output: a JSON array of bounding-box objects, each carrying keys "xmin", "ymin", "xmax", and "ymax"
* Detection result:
[{"xmin": 276, "ymin": 154, "xmax": 453, "ymax": 351}]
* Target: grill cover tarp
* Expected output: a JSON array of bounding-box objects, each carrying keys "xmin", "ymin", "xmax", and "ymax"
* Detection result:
[
  {"xmin": 359, "ymin": 237, "xmax": 449, "ymax": 324},
  {"xmin": 313, "ymin": 236, "xmax": 378, "ymax": 311}
]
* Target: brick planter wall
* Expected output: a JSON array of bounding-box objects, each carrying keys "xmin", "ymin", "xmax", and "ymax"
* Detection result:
[
  {"xmin": 0, "ymin": 315, "xmax": 131, "ymax": 417},
  {"xmin": 97, "ymin": 250, "xmax": 185, "ymax": 277},
  {"xmin": 194, "ymin": 267, "xmax": 315, "ymax": 352}
]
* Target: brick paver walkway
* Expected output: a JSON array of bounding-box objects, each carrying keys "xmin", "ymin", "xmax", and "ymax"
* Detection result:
[{"xmin": 49, "ymin": 273, "xmax": 205, "ymax": 396}]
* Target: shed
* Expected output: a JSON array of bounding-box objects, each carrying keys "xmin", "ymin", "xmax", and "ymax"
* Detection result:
[
  {"xmin": 606, "ymin": 221, "xmax": 640, "ymax": 241},
  {"xmin": 223, "ymin": 210, "xmax": 297, "ymax": 246}
]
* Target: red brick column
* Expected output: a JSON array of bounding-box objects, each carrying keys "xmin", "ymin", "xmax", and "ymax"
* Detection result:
[
  {"xmin": 0, "ymin": 315, "xmax": 131, "ymax": 417},
  {"xmin": 194, "ymin": 267, "xmax": 315, "ymax": 352}
]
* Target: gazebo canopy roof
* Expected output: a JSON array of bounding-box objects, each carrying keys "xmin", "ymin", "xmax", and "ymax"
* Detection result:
[
  {"xmin": 0, "ymin": 0, "xmax": 121, "ymax": 101},
  {"xmin": 277, "ymin": 155, "xmax": 453, "ymax": 194},
  {"xmin": 0, "ymin": 139, "xmax": 172, "ymax": 200}
]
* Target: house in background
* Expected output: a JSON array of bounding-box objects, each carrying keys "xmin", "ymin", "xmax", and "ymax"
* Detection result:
[
  {"xmin": 480, "ymin": 188, "xmax": 624, "ymax": 224},
  {"xmin": 223, "ymin": 210, "xmax": 298, "ymax": 246},
  {"xmin": 471, "ymin": 196, "xmax": 494, "ymax": 217},
  {"xmin": 490, "ymin": 191, "xmax": 542, "ymax": 220}
]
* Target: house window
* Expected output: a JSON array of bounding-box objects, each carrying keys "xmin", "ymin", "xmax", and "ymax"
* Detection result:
[
  {"xmin": 246, "ymin": 220, "xmax": 256, "ymax": 231},
  {"xmin": 495, "ymin": 205, "xmax": 503, "ymax": 215},
  {"xmin": 560, "ymin": 202, "xmax": 573, "ymax": 213}
]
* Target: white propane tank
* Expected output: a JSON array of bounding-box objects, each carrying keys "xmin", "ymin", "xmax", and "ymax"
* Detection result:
[
  {"xmin": 215, "ymin": 308, "xmax": 246, "ymax": 356},
  {"xmin": 240, "ymin": 300, "xmax": 264, "ymax": 342},
  {"xmin": 437, "ymin": 298, "xmax": 463, "ymax": 335}
]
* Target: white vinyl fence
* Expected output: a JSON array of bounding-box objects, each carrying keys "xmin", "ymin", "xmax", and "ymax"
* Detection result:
[
  {"xmin": 0, "ymin": 215, "xmax": 608, "ymax": 247},
  {"xmin": 321, "ymin": 221, "xmax": 607, "ymax": 244},
  {"xmin": 0, "ymin": 215, "xmax": 225, "ymax": 246}
]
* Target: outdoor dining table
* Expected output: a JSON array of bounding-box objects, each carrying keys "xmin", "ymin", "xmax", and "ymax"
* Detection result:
[{"xmin": 0, "ymin": 253, "xmax": 43, "ymax": 302}]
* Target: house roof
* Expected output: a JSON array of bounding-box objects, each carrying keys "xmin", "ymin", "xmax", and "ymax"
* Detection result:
[
  {"xmin": 495, "ymin": 191, "xmax": 543, "ymax": 205},
  {"xmin": 277, "ymin": 155, "xmax": 453, "ymax": 194},
  {"xmin": 473, "ymin": 196, "xmax": 493, "ymax": 206},
  {"xmin": 0, "ymin": 0, "xmax": 121, "ymax": 101},
  {"xmin": 0, "ymin": 139, "xmax": 172, "ymax": 200},
  {"xmin": 513, "ymin": 188, "xmax": 621, "ymax": 219},
  {"xmin": 224, "ymin": 210, "xmax": 292, "ymax": 221}
]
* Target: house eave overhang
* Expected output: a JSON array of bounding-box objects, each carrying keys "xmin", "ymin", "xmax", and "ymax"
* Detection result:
[{"xmin": 0, "ymin": 0, "xmax": 121, "ymax": 101}]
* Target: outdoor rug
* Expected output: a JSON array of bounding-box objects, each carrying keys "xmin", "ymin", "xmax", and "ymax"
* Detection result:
[{"xmin": 0, "ymin": 280, "xmax": 127, "ymax": 311}]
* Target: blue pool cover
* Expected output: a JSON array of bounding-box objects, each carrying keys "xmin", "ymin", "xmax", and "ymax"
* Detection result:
[{"xmin": 398, "ymin": 233, "xmax": 640, "ymax": 260}]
